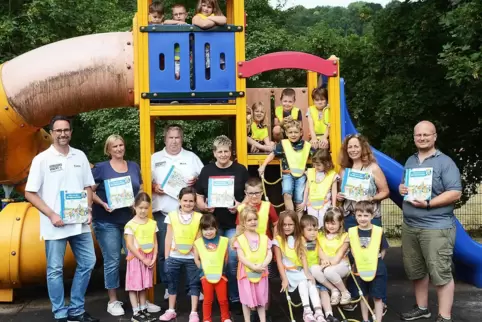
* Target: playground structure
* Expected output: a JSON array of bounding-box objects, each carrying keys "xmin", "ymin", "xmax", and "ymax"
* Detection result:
[{"xmin": 0, "ymin": 0, "xmax": 481, "ymax": 310}]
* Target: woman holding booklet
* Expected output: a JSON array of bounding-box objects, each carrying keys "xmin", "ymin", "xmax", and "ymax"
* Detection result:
[
  {"xmin": 91, "ymin": 134, "xmax": 144, "ymax": 317},
  {"xmin": 336, "ymin": 134, "xmax": 390, "ymax": 230}
]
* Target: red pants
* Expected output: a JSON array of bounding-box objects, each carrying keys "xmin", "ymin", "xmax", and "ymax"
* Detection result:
[{"xmin": 201, "ymin": 277, "xmax": 230, "ymax": 322}]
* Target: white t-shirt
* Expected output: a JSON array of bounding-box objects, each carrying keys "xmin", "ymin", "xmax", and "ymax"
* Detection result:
[
  {"xmin": 164, "ymin": 211, "xmax": 196, "ymax": 259},
  {"xmin": 25, "ymin": 145, "xmax": 95, "ymax": 240},
  {"xmin": 151, "ymin": 148, "xmax": 204, "ymax": 213}
]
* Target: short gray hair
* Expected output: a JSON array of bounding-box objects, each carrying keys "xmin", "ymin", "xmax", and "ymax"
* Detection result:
[
  {"xmin": 212, "ymin": 135, "xmax": 232, "ymax": 152},
  {"xmin": 163, "ymin": 124, "xmax": 184, "ymax": 140}
]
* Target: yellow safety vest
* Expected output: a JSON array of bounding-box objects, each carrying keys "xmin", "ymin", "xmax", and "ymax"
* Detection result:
[
  {"xmin": 169, "ymin": 211, "xmax": 202, "ymax": 254},
  {"xmin": 281, "ymin": 139, "xmax": 311, "ymax": 177},
  {"xmin": 237, "ymin": 201, "xmax": 270, "ymax": 235},
  {"xmin": 304, "ymin": 239, "xmax": 319, "ymax": 267},
  {"xmin": 194, "ymin": 236, "xmax": 228, "ymax": 284},
  {"xmin": 309, "ymin": 106, "xmax": 330, "ymax": 136},
  {"xmin": 275, "ymin": 235, "xmax": 302, "ymax": 269},
  {"xmin": 275, "ymin": 106, "xmax": 300, "ymax": 122},
  {"xmin": 125, "ymin": 219, "xmax": 157, "ymax": 253},
  {"xmin": 237, "ymin": 233, "xmax": 269, "ymax": 283},
  {"xmin": 250, "ymin": 122, "xmax": 269, "ymax": 141},
  {"xmin": 318, "ymin": 232, "xmax": 348, "ymax": 258},
  {"xmin": 307, "ymin": 169, "xmax": 337, "ymax": 209},
  {"xmin": 348, "ymin": 226, "xmax": 382, "ymax": 282}
]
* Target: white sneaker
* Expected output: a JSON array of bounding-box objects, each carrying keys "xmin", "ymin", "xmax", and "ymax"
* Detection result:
[
  {"xmin": 107, "ymin": 300, "xmax": 125, "ymax": 316},
  {"xmin": 199, "ymin": 292, "xmax": 204, "ymax": 301},
  {"xmin": 164, "ymin": 289, "xmax": 169, "ymax": 300},
  {"xmin": 146, "ymin": 300, "xmax": 161, "ymax": 313}
]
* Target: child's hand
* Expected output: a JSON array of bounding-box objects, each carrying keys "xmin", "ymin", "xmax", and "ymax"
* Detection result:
[
  {"xmin": 102, "ymin": 202, "xmax": 112, "ymax": 213},
  {"xmin": 296, "ymin": 202, "xmax": 306, "ymax": 212},
  {"xmin": 149, "ymin": 258, "xmax": 156, "ymax": 269},
  {"xmin": 336, "ymin": 192, "xmax": 345, "ymax": 201},
  {"xmin": 321, "ymin": 259, "xmax": 331, "ymax": 268},
  {"xmin": 142, "ymin": 257, "xmax": 151, "ymax": 267},
  {"xmin": 250, "ymin": 144, "xmax": 260, "ymax": 153},
  {"xmin": 258, "ymin": 166, "xmax": 265, "ymax": 177},
  {"xmin": 309, "ymin": 139, "xmax": 319, "ymax": 149},
  {"xmin": 306, "ymin": 272, "xmax": 316, "ymax": 285},
  {"xmin": 251, "ymin": 263, "xmax": 264, "ymax": 273},
  {"xmin": 320, "ymin": 138, "xmax": 329, "ymax": 149},
  {"xmin": 280, "ymin": 278, "xmax": 289, "ymax": 292}
]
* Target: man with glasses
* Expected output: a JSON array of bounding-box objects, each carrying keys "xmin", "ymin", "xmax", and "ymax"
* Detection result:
[
  {"xmin": 25, "ymin": 115, "xmax": 98, "ymax": 322},
  {"xmin": 399, "ymin": 121, "xmax": 462, "ymax": 322}
]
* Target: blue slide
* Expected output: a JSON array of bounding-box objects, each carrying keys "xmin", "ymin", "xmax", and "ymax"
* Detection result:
[{"xmin": 339, "ymin": 78, "xmax": 482, "ymax": 287}]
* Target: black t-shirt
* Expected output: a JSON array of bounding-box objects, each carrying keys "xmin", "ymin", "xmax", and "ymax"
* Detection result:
[{"xmin": 196, "ymin": 162, "xmax": 249, "ymax": 229}]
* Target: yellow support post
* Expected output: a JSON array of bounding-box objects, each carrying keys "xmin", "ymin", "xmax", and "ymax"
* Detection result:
[
  {"xmin": 234, "ymin": 0, "xmax": 247, "ymax": 166},
  {"xmin": 307, "ymin": 71, "xmax": 318, "ymax": 107},
  {"xmin": 327, "ymin": 55, "xmax": 342, "ymax": 171},
  {"xmin": 226, "ymin": 0, "xmax": 234, "ymax": 24}
]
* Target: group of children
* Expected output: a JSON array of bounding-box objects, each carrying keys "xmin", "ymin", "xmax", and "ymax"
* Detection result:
[{"xmin": 124, "ymin": 177, "xmax": 388, "ymax": 322}]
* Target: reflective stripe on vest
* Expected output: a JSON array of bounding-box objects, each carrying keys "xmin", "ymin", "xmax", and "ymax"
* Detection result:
[
  {"xmin": 281, "ymin": 139, "xmax": 311, "ymax": 177},
  {"xmin": 237, "ymin": 233, "xmax": 268, "ymax": 283},
  {"xmin": 318, "ymin": 232, "xmax": 348, "ymax": 258},
  {"xmin": 307, "ymin": 169, "xmax": 337, "ymax": 209},
  {"xmin": 194, "ymin": 236, "xmax": 228, "ymax": 284},
  {"xmin": 275, "ymin": 235, "xmax": 302, "ymax": 268},
  {"xmin": 275, "ymin": 106, "xmax": 300, "ymax": 122},
  {"xmin": 348, "ymin": 226, "xmax": 382, "ymax": 282},
  {"xmin": 305, "ymin": 239, "xmax": 319, "ymax": 267},
  {"xmin": 125, "ymin": 219, "xmax": 157, "ymax": 253},
  {"xmin": 250, "ymin": 122, "xmax": 269, "ymax": 141},
  {"xmin": 237, "ymin": 201, "xmax": 270, "ymax": 235},
  {"xmin": 169, "ymin": 211, "xmax": 202, "ymax": 254},
  {"xmin": 309, "ymin": 106, "xmax": 329, "ymax": 135}
]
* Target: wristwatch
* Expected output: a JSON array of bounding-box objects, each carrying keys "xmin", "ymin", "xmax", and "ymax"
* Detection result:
[{"xmin": 426, "ymin": 200, "xmax": 431, "ymax": 210}]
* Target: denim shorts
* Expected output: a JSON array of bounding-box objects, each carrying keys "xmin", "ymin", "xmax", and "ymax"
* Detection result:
[
  {"xmin": 165, "ymin": 257, "xmax": 201, "ymax": 296},
  {"xmin": 282, "ymin": 174, "xmax": 306, "ymax": 204},
  {"xmin": 316, "ymin": 283, "xmax": 329, "ymax": 292}
]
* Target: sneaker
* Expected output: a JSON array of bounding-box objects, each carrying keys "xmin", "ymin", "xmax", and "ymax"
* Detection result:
[
  {"xmin": 159, "ymin": 310, "xmax": 177, "ymax": 321},
  {"xmin": 141, "ymin": 309, "xmax": 157, "ymax": 322},
  {"xmin": 146, "ymin": 301, "xmax": 161, "ymax": 313},
  {"xmin": 340, "ymin": 291, "xmax": 351, "ymax": 305},
  {"xmin": 107, "ymin": 301, "xmax": 125, "ymax": 316},
  {"xmin": 189, "ymin": 312, "xmax": 200, "ymax": 322},
  {"xmin": 330, "ymin": 290, "xmax": 341, "ymax": 305},
  {"xmin": 435, "ymin": 315, "xmax": 452, "ymax": 322},
  {"xmin": 250, "ymin": 310, "xmax": 260, "ymax": 322},
  {"xmin": 164, "ymin": 289, "xmax": 169, "ymax": 300},
  {"xmin": 314, "ymin": 311, "xmax": 326, "ymax": 322},
  {"xmin": 383, "ymin": 303, "xmax": 388, "ymax": 316},
  {"xmin": 131, "ymin": 312, "xmax": 148, "ymax": 322},
  {"xmin": 55, "ymin": 318, "xmax": 67, "ymax": 322},
  {"xmin": 199, "ymin": 292, "xmax": 204, "ymax": 301},
  {"xmin": 67, "ymin": 312, "xmax": 99, "ymax": 322},
  {"xmin": 341, "ymin": 302, "xmax": 358, "ymax": 312},
  {"xmin": 303, "ymin": 310, "xmax": 316, "ymax": 322},
  {"xmin": 326, "ymin": 315, "xmax": 340, "ymax": 322},
  {"xmin": 400, "ymin": 305, "xmax": 431, "ymax": 321}
]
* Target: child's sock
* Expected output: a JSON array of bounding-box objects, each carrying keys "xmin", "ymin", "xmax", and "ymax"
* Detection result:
[
  {"xmin": 139, "ymin": 305, "xmax": 146, "ymax": 311},
  {"xmin": 166, "ymin": 308, "xmax": 176, "ymax": 313},
  {"xmin": 133, "ymin": 306, "xmax": 140, "ymax": 314},
  {"xmin": 325, "ymin": 311, "xmax": 333, "ymax": 317}
]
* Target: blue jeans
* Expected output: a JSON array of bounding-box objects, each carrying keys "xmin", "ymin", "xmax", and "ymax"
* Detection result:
[
  {"xmin": 93, "ymin": 221, "xmax": 126, "ymax": 290},
  {"xmin": 45, "ymin": 232, "xmax": 96, "ymax": 319},
  {"xmin": 165, "ymin": 257, "xmax": 201, "ymax": 296},
  {"xmin": 153, "ymin": 211, "xmax": 168, "ymax": 286},
  {"xmin": 282, "ymin": 174, "xmax": 306, "ymax": 204},
  {"xmin": 218, "ymin": 228, "xmax": 239, "ymax": 302}
]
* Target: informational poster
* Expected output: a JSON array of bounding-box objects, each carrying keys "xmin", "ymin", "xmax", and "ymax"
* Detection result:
[
  {"xmin": 341, "ymin": 168, "xmax": 372, "ymax": 202},
  {"xmin": 207, "ymin": 176, "xmax": 235, "ymax": 208},
  {"xmin": 60, "ymin": 190, "xmax": 89, "ymax": 224},
  {"xmin": 404, "ymin": 167, "xmax": 433, "ymax": 201},
  {"xmin": 161, "ymin": 165, "xmax": 188, "ymax": 199},
  {"xmin": 105, "ymin": 176, "xmax": 135, "ymax": 210}
]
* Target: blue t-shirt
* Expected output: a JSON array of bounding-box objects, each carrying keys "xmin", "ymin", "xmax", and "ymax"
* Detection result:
[{"xmin": 92, "ymin": 161, "xmax": 143, "ymax": 225}]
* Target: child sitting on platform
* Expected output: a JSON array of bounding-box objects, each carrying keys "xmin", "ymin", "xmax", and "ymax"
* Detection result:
[
  {"xmin": 247, "ymin": 102, "xmax": 276, "ymax": 153},
  {"xmin": 272, "ymin": 88, "xmax": 303, "ymax": 142},
  {"xmin": 148, "ymin": 1, "xmax": 164, "ymax": 25},
  {"xmin": 307, "ymin": 87, "xmax": 330, "ymax": 150}
]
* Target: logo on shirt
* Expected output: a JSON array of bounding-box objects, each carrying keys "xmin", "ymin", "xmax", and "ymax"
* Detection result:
[
  {"xmin": 74, "ymin": 164, "xmax": 81, "ymax": 168},
  {"xmin": 155, "ymin": 161, "xmax": 166, "ymax": 168},
  {"xmin": 179, "ymin": 162, "xmax": 187, "ymax": 165},
  {"xmin": 49, "ymin": 163, "xmax": 63, "ymax": 172}
]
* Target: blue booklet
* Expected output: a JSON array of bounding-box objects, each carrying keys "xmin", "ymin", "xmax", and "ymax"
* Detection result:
[
  {"xmin": 404, "ymin": 168, "xmax": 433, "ymax": 201},
  {"xmin": 60, "ymin": 190, "xmax": 89, "ymax": 224},
  {"xmin": 207, "ymin": 176, "xmax": 235, "ymax": 208},
  {"xmin": 341, "ymin": 168, "xmax": 371, "ymax": 201},
  {"xmin": 105, "ymin": 176, "xmax": 135, "ymax": 210}
]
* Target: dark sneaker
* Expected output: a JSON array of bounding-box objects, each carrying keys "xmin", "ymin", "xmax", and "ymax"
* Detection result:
[
  {"xmin": 341, "ymin": 302, "xmax": 358, "ymax": 312},
  {"xmin": 400, "ymin": 305, "xmax": 431, "ymax": 321},
  {"xmin": 326, "ymin": 314, "xmax": 340, "ymax": 322},
  {"xmin": 55, "ymin": 318, "xmax": 67, "ymax": 322},
  {"xmin": 67, "ymin": 312, "xmax": 99, "ymax": 322},
  {"xmin": 250, "ymin": 310, "xmax": 260, "ymax": 322},
  {"xmin": 142, "ymin": 309, "xmax": 157, "ymax": 322},
  {"xmin": 131, "ymin": 312, "xmax": 149, "ymax": 322},
  {"xmin": 435, "ymin": 315, "xmax": 452, "ymax": 322}
]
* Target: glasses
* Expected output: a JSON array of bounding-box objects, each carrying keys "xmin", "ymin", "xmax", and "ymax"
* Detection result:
[
  {"xmin": 414, "ymin": 133, "xmax": 435, "ymax": 138},
  {"xmin": 246, "ymin": 191, "xmax": 263, "ymax": 197},
  {"xmin": 52, "ymin": 128, "xmax": 71, "ymax": 134}
]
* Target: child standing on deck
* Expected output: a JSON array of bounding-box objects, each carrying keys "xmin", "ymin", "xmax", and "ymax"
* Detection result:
[
  {"xmin": 259, "ymin": 120, "xmax": 312, "ymax": 217},
  {"xmin": 159, "ymin": 187, "xmax": 202, "ymax": 322},
  {"xmin": 272, "ymin": 88, "xmax": 303, "ymax": 142},
  {"xmin": 306, "ymin": 87, "xmax": 330, "ymax": 150},
  {"xmin": 247, "ymin": 102, "xmax": 276, "ymax": 153},
  {"xmin": 349, "ymin": 201, "xmax": 389, "ymax": 322},
  {"xmin": 193, "ymin": 214, "xmax": 232, "ymax": 322},
  {"xmin": 163, "ymin": 4, "xmax": 189, "ymax": 80},
  {"xmin": 124, "ymin": 192, "xmax": 158, "ymax": 322},
  {"xmin": 233, "ymin": 206, "xmax": 273, "ymax": 322},
  {"xmin": 302, "ymin": 149, "xmax": 338, "ymax": 227},
  {"xmin": 273, "ymin": 210, "xmax": 321, "ymax": 322}
]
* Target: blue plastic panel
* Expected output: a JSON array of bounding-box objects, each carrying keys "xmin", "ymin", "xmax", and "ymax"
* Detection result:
[
  {"xmin": 193, "ymin": 32, "xmax": 236, "ymax": 93},
  {"xmin": 148, "ymin": 33, "xmax": 191, "ymax": 93}
]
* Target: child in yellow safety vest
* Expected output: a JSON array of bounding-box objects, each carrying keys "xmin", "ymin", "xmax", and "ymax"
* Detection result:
[
  {"xmin": 272, "ymin": 88, "xmax": 303, "ymax": 142},
  {"xmin": 193, "ymin": 214, "xmax": 232, "ymax": 322},
  {"xmin": 232, "ymin": 206, "xmax": 273, "ymax": 322},
  {"xmin": 247, "ymin": 102, "xmax": 276, "ymax": 153},
  {"xmin": 124, "ymin": 192, "xmax": 158, "ymax": 322},
  {"xmin": 306, "ymin": 87, "xmax": 330, "ymax": 150},
  {"xmin": 159, "ymin": 187, "xmax": 202, "ymax": 322},
  {"xmin": 349, "ymin": 201, "xmax": 389, "ymax": 322},
  {"xmin": 302, "ymin": 149, "xmax": 339, "ymax": 227},
  {"xmin": 273, "ymin": 210, "xmax": 320, "ymax": 322},
  {"xmin": 300, "ymin": 215, "xmax": 339, "ymax": 322},
  {"xmin": 259, "ymin": 120, "xmax": 313, "ymax": 218}
]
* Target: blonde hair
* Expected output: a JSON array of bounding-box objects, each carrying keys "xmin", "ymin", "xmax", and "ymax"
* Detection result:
[
  {"xmin": 195, "ymin": 0, "xmax": 223, "ymax": 15},
  {"xmin": 232, "ymin": 206, "xmax": 258, "ymax": 248},
  {"xmin": 283, "ymin": 120, "xmax": 302, "ymax": 132},
  {"xmin": 322, "ymin": 207, "xmax": 345, "ymax": 236},
  {"xmin": 104, "ymin": 134, "xmax": 125, "ymax": 157},
  {"xmin": 212, "ymin": 135, "xmax": 232, "ymax": 152}
]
